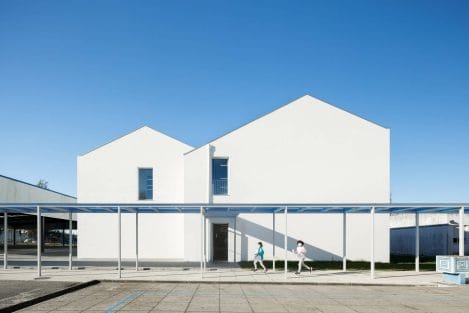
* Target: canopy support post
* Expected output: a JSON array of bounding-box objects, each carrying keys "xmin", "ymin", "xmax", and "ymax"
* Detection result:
[
  {"xmin": 370, "ymin": 206, "xmax": 375, "ymax": 279},
  {"xmin": 37, "ymin": 206, "xmax": 41, "ymax": 277},
  {"xmin": 284, "ymin": 206, "xmax": 288, "ymax": 279},
  {"xmin": 69, "ymin": 210, "xmax": 73, "ymax": 270},
  {"xmin": 117, "ymin": 206, "xmax": 121, "ymax": 279},
  {"xmin": 135, "ymin": 211, "xmax": 139, "ymax": 271},
  {"xmin": 342, "ymin": 210, "xmax": 346, "ymax": 272},
  {"xmin": 460, "ymin": 206, "xmax": 465, "ymax": 256},
  {"xmin": 234, "ymin": 216, "xmax": 237, "ymax": 263},
  {"xmin": 3, "ymin": 212, "xmax": 7, "ymax": 269},
  {"xmin": 204, "ymin": 215, "xmax": 207, "ymax": 272},
  {"xmin": 273, "ymin": 212, "xmax": 276, "ymax": 271},
  {"xmin": 200, "ymin": 207, "xmax": 204, "ymax": 278},
  {"xmin": 415, "ymin": 211, "xmax": 420, "ymax": 272}
]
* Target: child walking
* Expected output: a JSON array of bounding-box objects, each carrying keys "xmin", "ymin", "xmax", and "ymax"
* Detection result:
[
  {"xmin": 293, "ymin": 240, "xmax": 312, "ymax": 275},
  {"xmin": 253, "ymin": 242, "xmax": 267, "ymax": 272}
]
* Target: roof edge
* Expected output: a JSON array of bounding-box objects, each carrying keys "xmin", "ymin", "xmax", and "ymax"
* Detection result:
[
  {"xmin": 184, "ymin": 94, "xmax": 388, "ymax": 156},
  {"xmin": 79, "ymin": 125, "xmax": 193, "ymax": 157},
  {"xmin": 0, "ymin": 174, "xmax": 76, "ymax": 199}
]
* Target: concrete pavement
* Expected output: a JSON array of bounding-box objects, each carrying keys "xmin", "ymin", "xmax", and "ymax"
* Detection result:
[{"xmin": 15, "ymin": 281, "xmax": 469, "ymax": 313}]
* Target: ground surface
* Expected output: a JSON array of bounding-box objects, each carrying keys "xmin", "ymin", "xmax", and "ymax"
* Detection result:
[
  {"xmin": 14, "ymin": 281, "xmax": 469, "ymax": 313},
  {"xmin": 0, "ymin": 280, "xmax": 77, "ymax": 310}
]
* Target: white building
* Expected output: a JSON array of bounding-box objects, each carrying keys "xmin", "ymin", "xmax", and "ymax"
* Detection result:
[{"xmin": 77, "ymin": 95, "xmax": 390, "ymax": 262}]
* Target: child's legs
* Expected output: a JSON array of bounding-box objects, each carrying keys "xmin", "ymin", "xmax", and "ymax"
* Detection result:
[
  {"xmin": 259, "ymin": 259, "xmax": 266, "ymax": 270},
  {"xmin": 298, "ymin": 258, "xmax": 309, "ymax": 271}
]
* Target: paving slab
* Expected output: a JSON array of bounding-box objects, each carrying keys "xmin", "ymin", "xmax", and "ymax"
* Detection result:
[{"xmin": 12, "ymin": 281, "xmax": 469, "ymax": 313}]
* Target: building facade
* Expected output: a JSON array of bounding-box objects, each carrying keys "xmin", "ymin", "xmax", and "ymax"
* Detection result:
[{"xmin": 77, "ymin": 95, "xmax": 391, "ymax": 262}]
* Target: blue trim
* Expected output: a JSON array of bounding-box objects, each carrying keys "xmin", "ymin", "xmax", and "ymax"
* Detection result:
[
  {"xmin": 0, "ymin": 203, "xmax": 466, "ymax": 214},
  {"xmin": 103, "ymin": 291, "xmax": 144, "ymax": 312},
  {"xmin": 0, "ymin": 174, "xmax": 76, "ymax": 199}
]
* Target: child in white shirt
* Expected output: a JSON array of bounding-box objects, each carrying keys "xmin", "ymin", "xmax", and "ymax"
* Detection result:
[{"xmin": 293, "ymin": 240, "xmax": 312, "ymax": 275}]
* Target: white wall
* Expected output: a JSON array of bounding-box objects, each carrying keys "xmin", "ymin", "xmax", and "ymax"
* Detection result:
[
  {"xmin": 78, "ymin": 126, "xmax": 192, "ymax": 203},
  {"xmin": 78, "ymin": 95, "xmax": 391, "ymax": 262},
  {"xmin": 183, "ymin": 95, "xmax": 390, "ymax": 262},
  {"xmin": 185, "ymin": 95, "xmax": 390, "ymax": 204},
  {"xmin": 77, "ymin": 126, "xmax": 192, "ymax": 259},
  {"xmin": 183, "ymin": 145, "xmax": 211, "ymax": 203},
  {"xmin": 78, "ymin": 212, "xmax": 185, "ymax": 259}
]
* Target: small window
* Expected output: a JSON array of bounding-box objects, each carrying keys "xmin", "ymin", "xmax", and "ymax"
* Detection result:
[
  {"xmin": 138, "ymin": 168, "xmax": 153, "ymax": 200},
  {"xmin": 212, "ymin": 158, "xmax": 228, "ymax": 195}
]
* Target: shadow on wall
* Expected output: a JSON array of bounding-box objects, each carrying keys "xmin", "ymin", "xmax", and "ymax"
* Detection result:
[{"xmin": 237, "ymin": 217, "xmax": 340, "ymax": 261}]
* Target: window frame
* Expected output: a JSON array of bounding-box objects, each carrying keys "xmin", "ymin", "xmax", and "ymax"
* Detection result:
[
  {"xmin": 138, "ymin": 167, "xmax": 154, "ymax": 201},
  {"xmin": 211, "ymin": 157, "xmax": 229, "ymax": 196}
]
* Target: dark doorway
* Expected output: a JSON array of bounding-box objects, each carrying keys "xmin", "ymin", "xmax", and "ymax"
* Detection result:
[{"xmin": 212, "ymin": 223, "xmax": 228, "ymax": 261}]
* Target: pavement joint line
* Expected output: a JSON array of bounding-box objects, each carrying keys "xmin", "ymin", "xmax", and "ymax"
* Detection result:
[
  {"xmin": 183, "ymin": 283, "xmax": 200, "ymax": 313},
  {"xmin": 148, "ymin": 281, "xmax": 179, "ymax": 312},
  {"xmin": 240, "ymin": 284, "xmax": 255, "ymax": 313}
]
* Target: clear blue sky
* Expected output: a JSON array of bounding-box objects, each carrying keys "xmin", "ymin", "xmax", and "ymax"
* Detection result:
[{"xmin": 1, "ymin": 1, "xmax": 468, "ymax": 202}]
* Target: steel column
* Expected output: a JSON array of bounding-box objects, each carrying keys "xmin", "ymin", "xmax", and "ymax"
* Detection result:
[
  {"xmin": 342, "ymin": 211, "xmax": 346, "ymax": 272},
  {"xmin": 460, "ymin": 207, "xmax": 465, "ymax": 256},
  {"xmin": 69, "ymin": 211, "xmax": 72, "ymax": 270},
  {"xmin": 284, "ymin": 206, "xmax": 288, "ymax": 279},
  {"xmin": 370, "ymin": 206, "xmax": 375, "ymax": 279},
  {"xmin": 203, "ymin": 216, "xmax": 207, "ymax": 271},
  {"xmin": 3, "ymin": 212, "xmax": 7, "ymax": 269},
  {"xmin": 415, "ymin": 212, "xmax": 420, "ymax": 272},
  {"xmin": 200, "ymin": 207, "xmax": 203, "ymax": 277},
  {"xmin": 37, "ymin": 206, "xmax": 42, "ymax": 277},
  {"xmin": 233, "ymin": 216, "xmax": 237, "ymax": 262},
  {"xmin": 117, "ymin": 206, "xmax": 121, "ymax": 279},
  {"xmin": 273, "ymin": 212, "xmax": 276, "ymax": 271},
  {"xmin": 135, "ymin": 212, "xmax": 139, "ymax": 271}
]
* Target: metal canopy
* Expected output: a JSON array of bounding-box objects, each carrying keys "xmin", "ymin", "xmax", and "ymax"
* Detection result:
[
  {"xmin": 1, "ymin": 202, "xmax": 467, "ymax": 281},
  {"xmin": 0, "ymin": 203, "xmax": 466, "ymax": 214}
]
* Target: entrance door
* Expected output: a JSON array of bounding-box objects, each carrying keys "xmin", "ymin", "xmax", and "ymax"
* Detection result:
[{"xmin": 212, "ymin": 223, "xmax": 228, "ymax": 261}]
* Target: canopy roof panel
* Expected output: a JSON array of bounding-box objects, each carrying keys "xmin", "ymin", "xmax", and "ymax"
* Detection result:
[{"xmin": 0, "ymin": 203, "xmax": 467, "ymax": 214}]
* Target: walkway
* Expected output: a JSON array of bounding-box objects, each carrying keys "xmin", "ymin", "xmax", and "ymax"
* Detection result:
[{"xmin": 0, "ymin": 266, "xmax": 445, "ymax": 286}]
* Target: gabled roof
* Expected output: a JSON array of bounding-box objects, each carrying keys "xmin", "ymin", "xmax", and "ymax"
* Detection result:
[
  {"xmin": 0, "ymin": 174, "xmax": 76, "ymax": 199},
  {"xmin": 79, "ymin": 95, "xmax": 388, "ymax": 158},
  {"xmin": 79, "ymin": 125, "xmax": 193, "ymax": 157},
  {"xmin": 183, "ymin": 94, "xmax": 389, "ymax": 155}
]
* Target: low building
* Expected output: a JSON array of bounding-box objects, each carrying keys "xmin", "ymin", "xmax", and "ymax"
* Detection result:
[
  {"xmin": 0, "ymin": 175, "xmax": 76, "ymax": 247},
  {"xmin": 390, "ymin": 213, "xmax": 469, "ymax": 256}
]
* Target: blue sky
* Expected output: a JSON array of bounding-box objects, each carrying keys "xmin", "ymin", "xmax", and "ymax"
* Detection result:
[{"xmin": 1, "ymin": 0, "xmax": 468, "ymax": 201}]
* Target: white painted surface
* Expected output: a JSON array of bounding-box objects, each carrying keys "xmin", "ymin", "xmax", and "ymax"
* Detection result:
[
  {"xmin": 77, "ymin": 126, "xmax": 192, "ymax": 259},
  {"xmin": 185, "ymin": 95, "xmax": 390, "ymax": 204},
  {"xmin": 78, "ymin": 126, "xmax": 192, "ymax": 203},
  {"xmin": 77, "ymin": 96, "xmax": 391, "ymax": 262}
]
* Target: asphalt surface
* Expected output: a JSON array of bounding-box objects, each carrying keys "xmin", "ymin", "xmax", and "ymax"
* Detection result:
[
  {"xmin": 13, "ymin": 281, "xmax": 469, "ymax": 312},
  {"xmin": 0, "ymin": 280, "xmax": 77, "ymax": 310}
]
